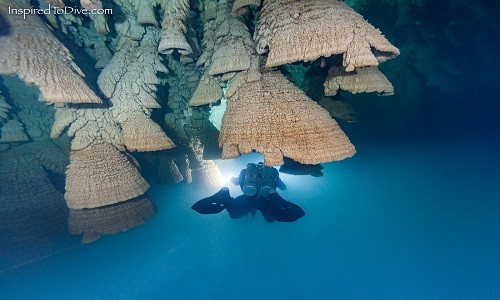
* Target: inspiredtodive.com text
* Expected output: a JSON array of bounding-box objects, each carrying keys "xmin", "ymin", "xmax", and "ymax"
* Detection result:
[{"xmin": 8, "ymin": 4, "xmax": 112, "ymax": 19}]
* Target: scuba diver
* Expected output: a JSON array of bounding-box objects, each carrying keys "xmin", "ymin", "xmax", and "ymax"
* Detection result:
[{"xmin": 192, "ymin": 163, "xmax": 305, "ymax": 223}]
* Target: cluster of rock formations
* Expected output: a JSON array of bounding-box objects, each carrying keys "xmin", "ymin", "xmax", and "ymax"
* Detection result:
[{"xmin": 0, "ymin": 0, "xmax": 399, "ymax": 210}]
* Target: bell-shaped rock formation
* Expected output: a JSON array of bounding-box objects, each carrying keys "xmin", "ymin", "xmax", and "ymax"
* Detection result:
[
  {"xmin": 65, "ymin": 143, "xmax": 150, "ymax": 209},
  {"xmin": 324, "ymin": 66, "xmax": 394, "ymax": 96},
  {"xmin": 51, "ymin": 104, "xmax": 152, "ymax": 209},
  {"xmin": 254, "ymin": 0, "xmax": 400, "ymax": 71},
  {"xmin": 220, "ymin": 68, "xmax": 356, "ymax": 166},
  {"xmin": 158, "ymin": 0, "xmax": 193, "ymax": 55}
]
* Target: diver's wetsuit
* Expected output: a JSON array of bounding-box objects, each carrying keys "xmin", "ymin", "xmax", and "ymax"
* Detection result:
[{"xmin": 192, "ymin": 163, "xmax": 303, "ymax": 222}]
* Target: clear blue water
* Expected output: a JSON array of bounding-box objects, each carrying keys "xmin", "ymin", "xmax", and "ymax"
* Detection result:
[{"xmin": 1, "ymin": 96, "xmax": 498, "ymax": 299}]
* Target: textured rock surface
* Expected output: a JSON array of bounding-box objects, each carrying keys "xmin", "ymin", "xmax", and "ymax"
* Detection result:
[
  {"xmin": 51, "ymin": 105, "xmax": 124, "ymax": 151},
  {"xmin": 189, "ymin": 0, "xmax": 259, "ymax": 107},
  {"xmin": 0, "ymin": 0, "xmax": 102, "ymax": 104},
  {"xmin": 65, "ymin": 143, "xmax": 150, "ymax": 209},
  {"xmin": 254, "ymin": 0, "xmax": 400, "ymax": 71},
  {"xmin": 158, "ymin": 157, "xmax": 185, "ymax": 184},
  {"xmin": 189, "ymin": 137, "xmax": 222, "ymax": 188},
  {"xmin": 158, "ymin": 0, "xmax": 193, "ymax": 55},
  {"xmin": 324, "ymin": 66, "xmax": 394, "ymax": 96},
  {"xmin": 98, "ymin": 28, "xmax": 175, "ymax": 152},
  {"xmin": 0, "ymin": 116, "xmax": 29, "ymax": 144},
  {"xmin": 0, "ymin": 0, "xmax": 410, "ymax": 211},
  {"xmin": 51, "ymin": 103, "xmax": 154, "ymax": 208},
  {"xmin": 220, "ymin": 68, "xmax": 356, "ymax": 166}
]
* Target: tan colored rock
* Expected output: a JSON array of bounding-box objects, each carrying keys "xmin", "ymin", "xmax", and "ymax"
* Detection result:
[
  {"xmin": 65, "ymin": 143, "xmax": 150, "ymax": 209},
  {"xmin": 50, "ymin": 105, "xmax": 124, "ymax": 151},
  {"xmin": 119, "ymin": 111, "xmax": 175, "ymax": 152},
  {"xmin": 115, "ymin": 16, "xmax": 145, "ymax": 43},
  {"xmin": 324, "ymin": 66, "xmax": 394, "ymax": 96},
  {"xmin": 220, "ymin": 69, "xmax": 356, "ymax": 166},
  {"xmin": 98, "ymin": 28, "xmax": 175, "ymax": 152},
  {"xmin": 254, "ymin": 0, "xmax": 400, "ymax": 71},
  {"xmin": 158, "ymin": 0, "xmax": 192, "ymax": 55},
  {"xmin": 51, "ymin": 104, "xmax": 154, "ymax": 209},
  {"xmin": 188, "ymin": 73, "xmax": 223, "ymax": 106},
  {"xmin": 89, "ymin": 14, "xmax": 110, "ymax": 35},
  {"xmin": 189, "ymin": 137, "xmax": 223, "ymax": 188},
  {"xmin": 189, "ymin": 0, "xmax": 258, "ymax": 106},
  {"xmin": 0, "ymin": 0, "xmax": 102, "ymax": 104},
  {"xmin": 205, "ymin": 1, "xmax": 254, "ymax": 76},
  {"xmin": 208, "ymin": 43, "xmax": 251, "ymax": 76}
]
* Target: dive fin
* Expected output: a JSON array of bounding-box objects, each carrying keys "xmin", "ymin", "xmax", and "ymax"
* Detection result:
[
  {"xmin": 191, "ymin": 187, "xmax": 232, "ymax": 214},
  {"xmin": 266, "ymin": 192, "xmax": 305, "ymax": 222}
]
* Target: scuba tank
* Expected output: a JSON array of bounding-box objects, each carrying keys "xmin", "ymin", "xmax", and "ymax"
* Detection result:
[
  {"xmin": 242, "ymin": 163, "xmax": 258, "ymax": 196},
  {"xmin": 258, "ymin": 163, "xmax": 276, "ymax": 197}
]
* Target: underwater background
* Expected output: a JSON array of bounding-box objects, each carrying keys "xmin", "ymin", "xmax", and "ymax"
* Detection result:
[{"xmin": 0, "ymin": 0, "xmax": 499, "ymax": 299}]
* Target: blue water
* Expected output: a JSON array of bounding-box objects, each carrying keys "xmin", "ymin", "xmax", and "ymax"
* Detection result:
[{"xmin": 1, "ymin": 102, "xmax": 498, "ymax": 298}]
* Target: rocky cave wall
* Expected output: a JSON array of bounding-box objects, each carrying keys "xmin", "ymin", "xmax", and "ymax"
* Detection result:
[{"xmin": 3, "ymin": 0, "xmax": 488, "ymax": 211}]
